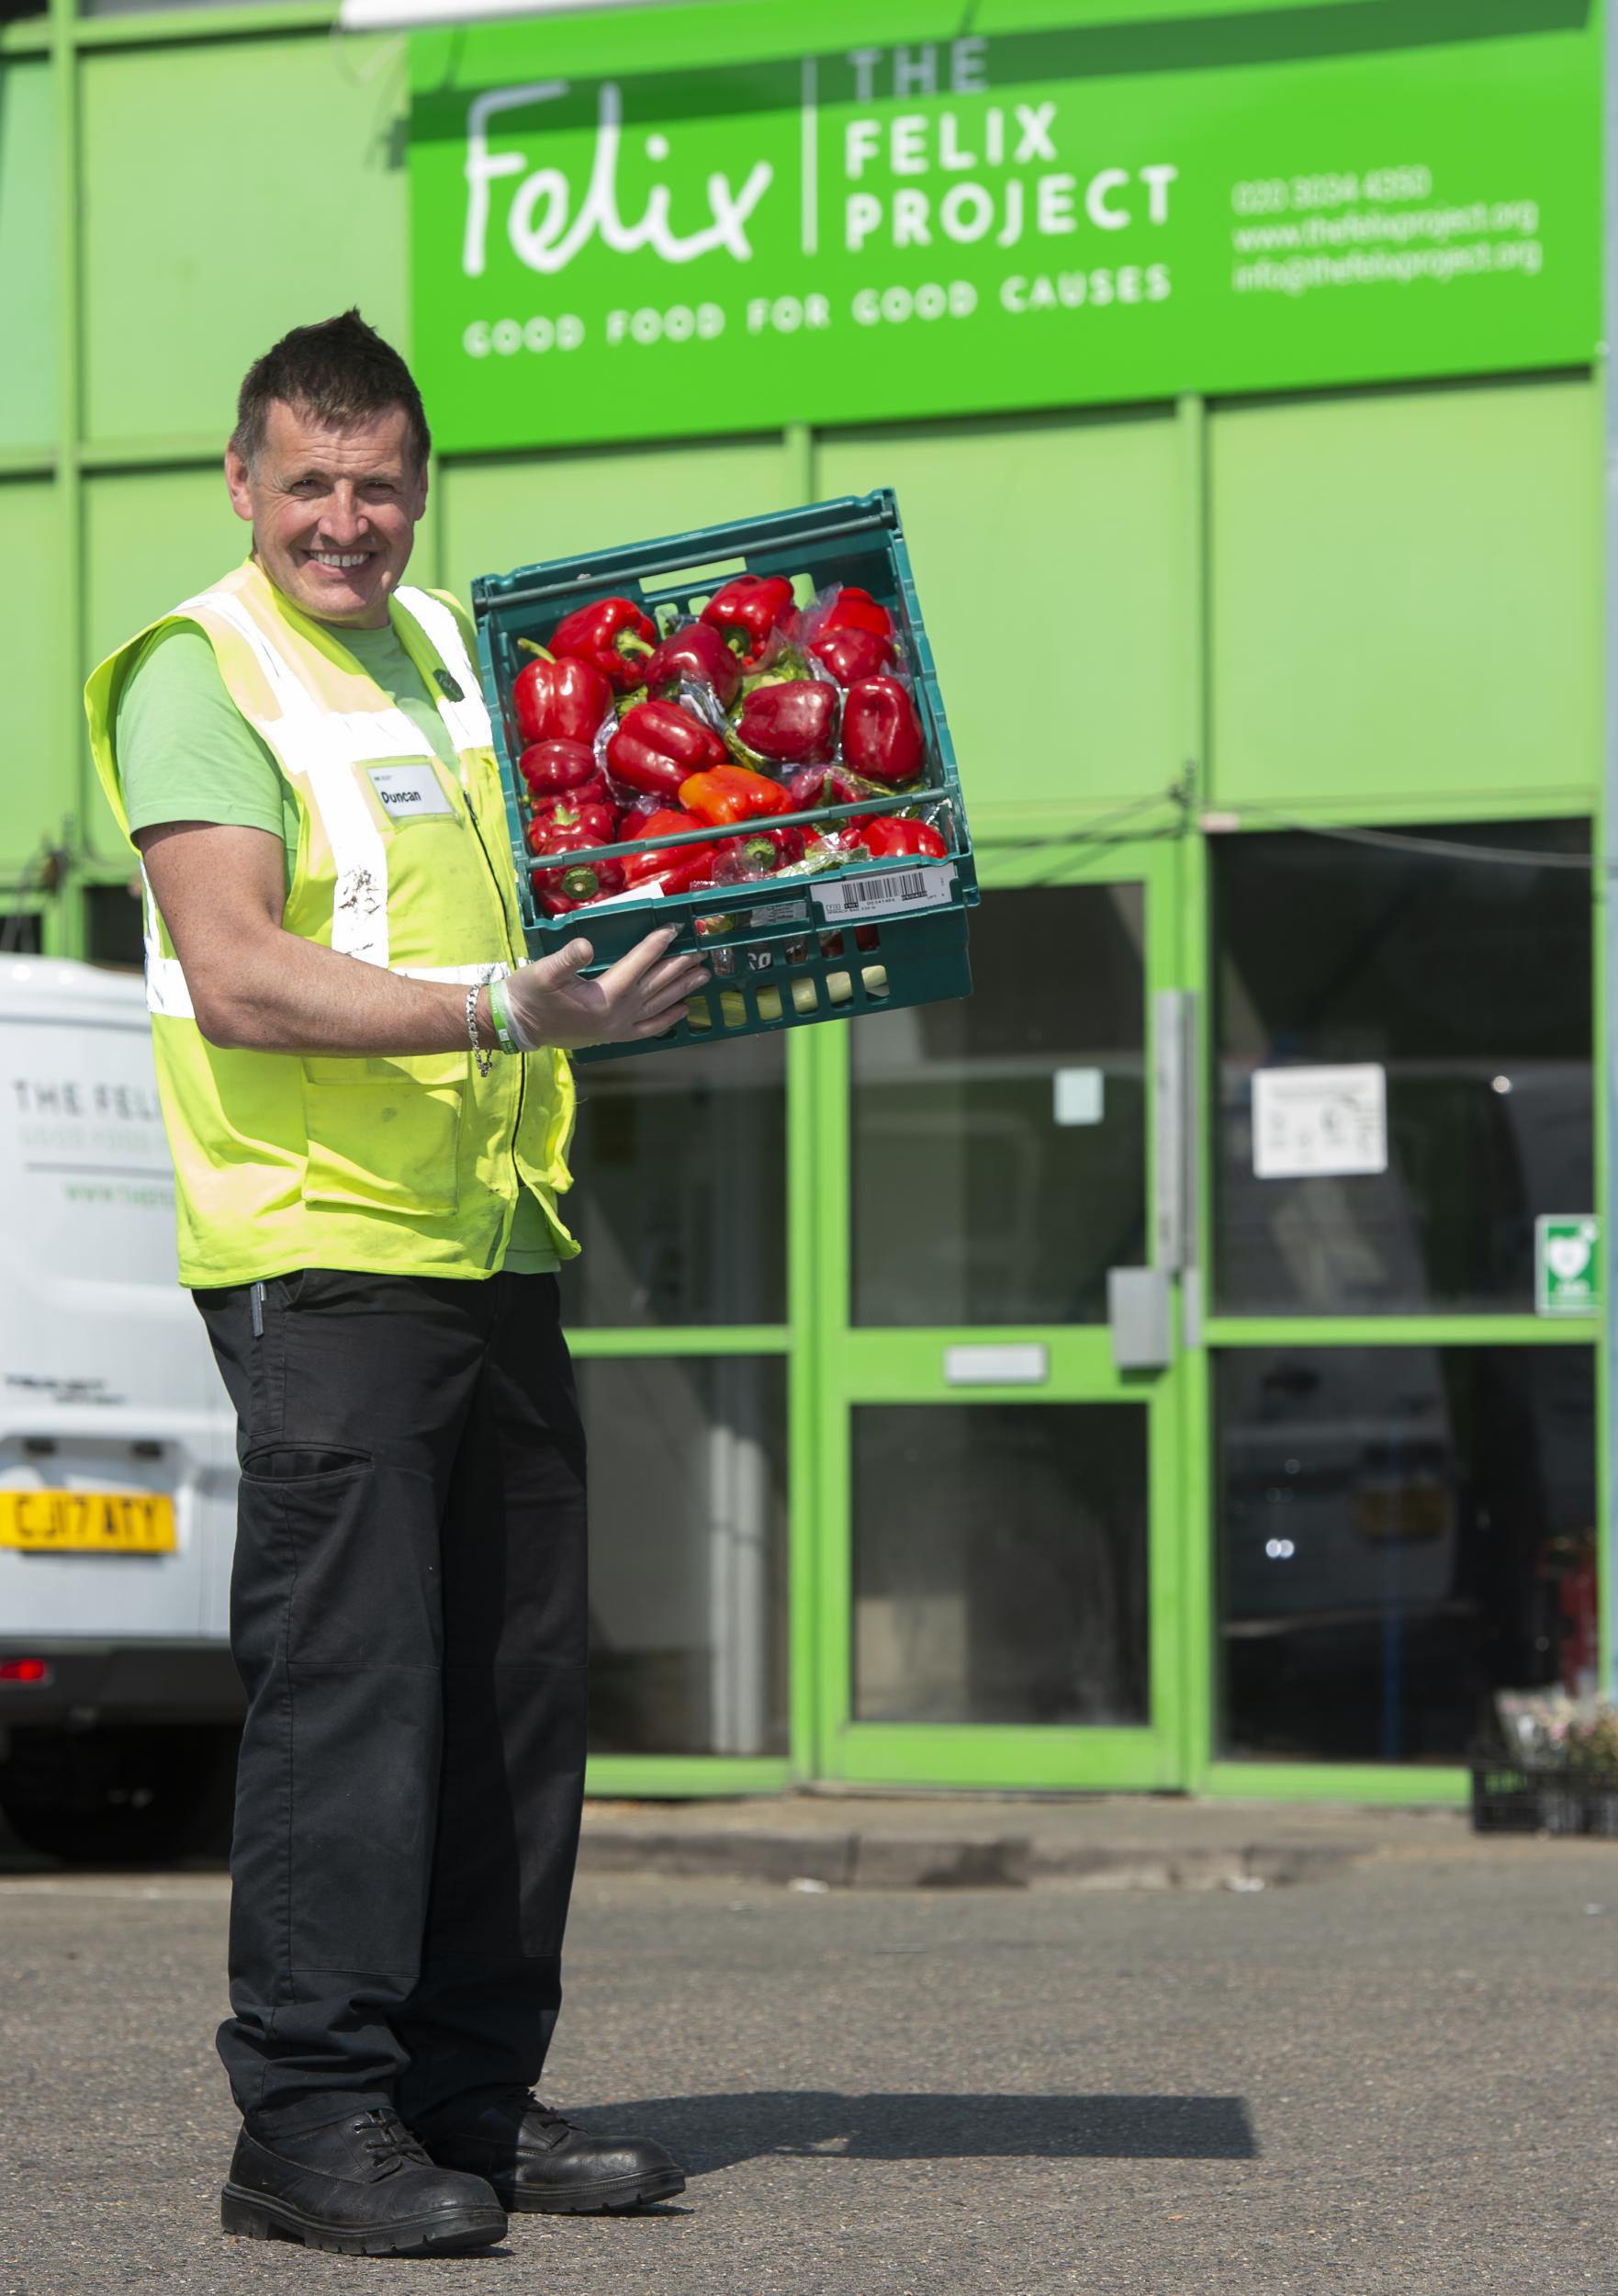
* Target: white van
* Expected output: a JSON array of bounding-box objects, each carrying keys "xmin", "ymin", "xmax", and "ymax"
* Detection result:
[{"xmin": 0, "ymin": 958, "xmax": 241, "ymax": 1862}]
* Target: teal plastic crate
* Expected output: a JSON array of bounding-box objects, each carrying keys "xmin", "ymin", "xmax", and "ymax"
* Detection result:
[{"xmin": 470, "ymin": 490, "xmax": 977, "ymax": 1064}]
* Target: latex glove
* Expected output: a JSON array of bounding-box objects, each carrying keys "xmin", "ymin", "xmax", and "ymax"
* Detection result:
[{"xmin": 503, "ymin": 927, "xmax": 709, "ymax": 1052}]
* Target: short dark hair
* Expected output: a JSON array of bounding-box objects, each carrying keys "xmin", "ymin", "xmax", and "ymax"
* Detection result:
[{"xmin": 231, "ymin": 310, "xmax": 431, "ymax": 472}]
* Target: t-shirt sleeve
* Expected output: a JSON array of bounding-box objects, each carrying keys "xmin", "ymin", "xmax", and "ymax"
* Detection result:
[{"xmin": 117, "ymin": 623, "xmax": 288, "ymax": 842}]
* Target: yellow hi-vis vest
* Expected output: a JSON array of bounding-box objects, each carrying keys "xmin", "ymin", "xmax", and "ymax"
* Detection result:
[{"xmin": 84, "ymin": 559, "xmax": 578, "ymax": 1289}]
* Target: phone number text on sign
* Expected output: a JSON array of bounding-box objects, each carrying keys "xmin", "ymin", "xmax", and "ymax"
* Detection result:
[{"xmin": 1231, "ymin": 166, "xmax": 1433, "ymax": 215}]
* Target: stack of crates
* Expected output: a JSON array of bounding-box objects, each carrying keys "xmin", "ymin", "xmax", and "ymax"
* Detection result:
[{"xmin": 471, "ymin": 490, "xmax": 978, "ymax": 1064}]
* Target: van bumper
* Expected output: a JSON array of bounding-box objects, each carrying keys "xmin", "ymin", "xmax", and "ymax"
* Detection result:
[{"xmin": 0, "ymin": 1641, "xmax": 243, "ymax": 1730}]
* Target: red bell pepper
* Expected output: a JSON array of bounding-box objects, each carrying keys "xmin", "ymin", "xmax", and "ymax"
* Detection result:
[
  {"xmin": 861, "ymin": 816, "xmax": 949, "ymax": 860},
  {"xmin": 517, "ymin": 736, "xmax": 601, "ymax": 801},
  {"xmin": 529, "ymin": 819, "xmax": 625, "ymax": 914},
  {"xmin": 678, "ymin": 763, "xmax": 792, "ymax": 827},
  {"xmin": 530, "ymin": 769, "xmax": 612, "ymax": 816},
  {"xmin": 622, "ymin": 807, "xmax": 719, "ymax": 893},
  {"xmin": 512, "ymin": 645, "xmax": 613, "ymax": 747},
  {"xmin": 736, "ymin": 679, "xmax": 838, "ymax": 766},
  {"xmin": 607, "ymin": 700, "xmax": 728, "ymax": 801},
  {"xmin": 526, "ymin": 794, "xmax": 618, "ymax": 850},
  {"xmin": 716, "ymin": 824, "xmax": 808, "ymax": 880},
  {"xmin": 816, "ymin": 586, "xmax": 893, "ymax": 642},
  {"xmin": 841, "ymin": 676, "xmax": 926, "ymax": 785},
  {"xmin": 548, "ymin": 596, "xmax": 657, "ymax": 692},
  {"xmin": 784, "ymin": 762, "xmax": 891, "ymax": 812},
  {"xmin": 643, "ymin": 622, "xmax": 742, "ymax": 711},
  {"xmin": 701, "ymin": 574, "xmax": 797, "ymax": 670},
  {"xmin": 807, "ymin": 625, "xmax": 893, "ymax": 688}
]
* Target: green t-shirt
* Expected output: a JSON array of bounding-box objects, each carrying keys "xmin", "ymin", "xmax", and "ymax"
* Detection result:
[{"xmin": 118, "ymin": 611, "xmax": 557, "ymax": 1276}]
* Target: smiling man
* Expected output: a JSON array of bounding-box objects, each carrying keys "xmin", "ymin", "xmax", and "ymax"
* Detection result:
[{"xmin": 81, "ymin": 312, "xmax": 695, "ymax": 2257}]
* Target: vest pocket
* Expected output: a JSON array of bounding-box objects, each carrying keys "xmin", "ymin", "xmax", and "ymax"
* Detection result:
[{"xmin": 300, "ymin": 1053, "xmax": 464, "ymax": 1217}]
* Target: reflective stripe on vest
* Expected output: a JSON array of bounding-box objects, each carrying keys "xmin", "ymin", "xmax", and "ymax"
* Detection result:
[
  {"xmin": 394, "ymin": 586, "xmax": 497, "ymax": 756},
  {"xmin": 178, "ymin": 585, "xmax": 416, "ymax": 970},
  {"xmin": 145, "ymin": 578, "xmax": 503, "ymax": 1003}
]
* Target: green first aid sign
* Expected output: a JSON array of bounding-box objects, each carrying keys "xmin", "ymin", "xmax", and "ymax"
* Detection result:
[
  {"xmin": 1536, "ymin": 1217, "xmax": 1601, "ymax": 1319},
  {"xmin": 408, "ymin": 4, "xmax": 1600, "ymax": 455}
]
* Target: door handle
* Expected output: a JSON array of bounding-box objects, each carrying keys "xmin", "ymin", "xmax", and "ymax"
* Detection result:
[
  {"xmin": 1106, "ymin": 989, "xmax": 1197, "ymax": 1370},
  {"xmin": 1152, "ymin": 987, "xmax": 1197, "ymax": 1273},
  {"xmin": 1107, "ymin": 1266, "xmax": 1172, "ymax": 1369}
]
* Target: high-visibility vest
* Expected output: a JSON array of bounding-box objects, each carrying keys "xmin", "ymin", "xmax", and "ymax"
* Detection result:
[{"xmin": 84, "ymin": 558, "xmax": 577, "ymax": 1289}]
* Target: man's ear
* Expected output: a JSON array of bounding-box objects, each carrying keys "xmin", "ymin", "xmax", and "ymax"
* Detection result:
[{"xmin": 224, "ymin": 445, "xmax": 254, "ymax": 524}]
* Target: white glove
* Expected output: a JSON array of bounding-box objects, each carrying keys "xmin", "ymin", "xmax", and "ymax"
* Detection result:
[{"xmin": 501, "ymin": 928, "xmax": 709, "ymax": 1052}]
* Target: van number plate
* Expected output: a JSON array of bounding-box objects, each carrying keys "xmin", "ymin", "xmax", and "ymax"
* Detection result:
[{"xmin": 0, "ymin": 1490, "xmax": 176, "ymax": 1554}]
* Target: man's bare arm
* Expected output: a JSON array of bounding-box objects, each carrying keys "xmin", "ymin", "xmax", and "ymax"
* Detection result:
[{"xmin": 136, "ymin": 821, "xmax": 707, "ymax": 1054}]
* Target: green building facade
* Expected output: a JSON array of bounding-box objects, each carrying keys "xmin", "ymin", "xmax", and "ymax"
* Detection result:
[{"xmin": 0, "ymin": 0, "xmax": 1605, "ymax": 1803}]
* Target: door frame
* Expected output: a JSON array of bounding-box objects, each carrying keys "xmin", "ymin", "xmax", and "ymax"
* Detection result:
[{"xmin": 796, "ymin": 830, "xmax": 1198, "ymax": 1789}]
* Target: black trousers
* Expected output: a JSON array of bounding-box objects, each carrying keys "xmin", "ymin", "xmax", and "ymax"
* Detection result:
[{"xmin": 194, "ymin": 1269, "xmax": 588, "ymax": 2137}]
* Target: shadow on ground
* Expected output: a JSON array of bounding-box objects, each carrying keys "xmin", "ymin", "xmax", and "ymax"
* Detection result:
[{"xmin": 572, "ymin": 2091, "xmax": 1257, "ymax": 2171}]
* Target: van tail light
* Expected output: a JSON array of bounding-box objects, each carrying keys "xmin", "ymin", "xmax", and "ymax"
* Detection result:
[{"xmin": 0, "ymin": 1658, "xmax": 51, "ymax": 1684}]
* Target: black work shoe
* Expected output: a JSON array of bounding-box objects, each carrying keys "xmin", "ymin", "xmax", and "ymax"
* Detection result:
[
  {"xmin": 422, "ymin": 2091, "xmax": 685, "ymax": 2214},
  {"xmin": 220, "ymin": 2106, "xmax": 508, "ymax": 2255}
]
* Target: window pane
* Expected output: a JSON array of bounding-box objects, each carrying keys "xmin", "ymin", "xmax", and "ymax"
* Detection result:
[
  {"xmin": 850, "ymin": 885, "xmax": 1146, "ymax": 1326},
  {"xmin": 1214, "ymin": 821, "xmax": 1592, "ymax": 1314},
  {"xmin": 1217, "ymin": 1345, "xmax": 1596, "ymax": 1762},
  {"xmin": 85, "ymin": 883, "xmax": 142, "ymax": 970},
  {"xmin": 559, "ymin": 1037, "xmax": 785, "ymax": 1327},
  {"xmin": 581, "ymin": 1356, "xmax": 787, "ymax": 1756},
  {"xmin": 852, "ymin": 1403, "xmax": 1150, "ymax": 1725}
]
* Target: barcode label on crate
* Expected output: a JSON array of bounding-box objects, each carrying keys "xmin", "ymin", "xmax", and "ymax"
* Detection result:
[{"xmin": 815, "ymin": 864, "xmax": 956, "ymax": 920}]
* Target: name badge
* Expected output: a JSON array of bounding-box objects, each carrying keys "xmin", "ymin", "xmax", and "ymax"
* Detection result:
[{"xmin": 367, "ymin": 764, "xmax": 455, "ymax": 822}]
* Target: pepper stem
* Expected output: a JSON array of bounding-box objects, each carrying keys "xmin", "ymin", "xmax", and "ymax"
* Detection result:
[
  {"xmin": 517, "ymin": 640, "xmax": 556, "ymax": 661},
  {"xmin": 616, "ymin": 635, "xmax": 656, "ymax": 659}
]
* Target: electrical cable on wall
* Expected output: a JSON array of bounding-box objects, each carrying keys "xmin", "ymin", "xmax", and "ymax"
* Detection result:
[{"xmin": 978, "ymin": 782, "xmax": 1601, "ymax": 873}]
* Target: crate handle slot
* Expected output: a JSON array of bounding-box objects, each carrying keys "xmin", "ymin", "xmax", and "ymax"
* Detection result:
[{"xmin": 641, "ymin": 556, "xmax": 747, "ymax": 592}]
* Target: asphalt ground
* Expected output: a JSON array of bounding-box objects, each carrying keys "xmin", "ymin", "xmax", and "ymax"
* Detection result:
[{"xmin": 3, "ymin": 1837, "xmax": 1617, "ymax": 2296}]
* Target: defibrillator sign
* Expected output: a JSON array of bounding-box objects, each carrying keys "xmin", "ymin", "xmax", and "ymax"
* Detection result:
[{"xmin": 1535, "ymin": 1216, "xmax": 1601, "ymax": 1319}]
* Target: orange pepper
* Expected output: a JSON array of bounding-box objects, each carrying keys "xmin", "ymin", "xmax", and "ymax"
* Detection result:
[{"xmin": 677, "ymin": 763, "xmax": 792, "ymax": 827}]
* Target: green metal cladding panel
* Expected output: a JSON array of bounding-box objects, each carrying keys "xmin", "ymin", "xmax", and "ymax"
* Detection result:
[
  {"xmin": 1208, "ymin": 375, "xmax": 1602, "ymax": 811},
  {"xmin": 81, "ymin": 468, "xmax": 246, "ymax": 861},
  {"xmin": 437, "ymin": 435, "xmax": 799, "ymax": 600},
  {"xmin": 0, "ymin": 62, "xmax": 55, "ymax": 451},
  {"xmin": 815, "ymin": 413, "xmax": 1180, "ymax": 816},
  {"xmin": 0, "ymin": 482, "xmax": 67, "ymax": 875},
  {"xmin": 78, "ymin": 34, "xmax": 409, "ymax": 447}
]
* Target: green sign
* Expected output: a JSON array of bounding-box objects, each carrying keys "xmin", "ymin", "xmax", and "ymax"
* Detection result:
[
  {"xmin": 408, "ymin": 4, "xmax": 1599, "ymax": 454},
  {"xmin": 1536, "ymin": 1216, "xmax": 1601, "ymax": 1319}
]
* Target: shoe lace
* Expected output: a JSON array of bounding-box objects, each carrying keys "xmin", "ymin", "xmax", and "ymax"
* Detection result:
[
  {"xmin": 354, "ymin": 2108, "xmax": 431, "ymax": 2176},
  {"xmin": 519, "ymin": 2092, "xmax": 575, "ymax": 2141}
]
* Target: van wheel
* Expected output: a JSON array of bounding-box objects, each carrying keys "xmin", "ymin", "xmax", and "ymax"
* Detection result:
[{"xmin": 0, "ymin": 1723, "xmax": 236, "ymax": 1867}]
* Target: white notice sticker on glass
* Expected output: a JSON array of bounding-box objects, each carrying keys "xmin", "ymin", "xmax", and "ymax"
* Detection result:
[
  {"xmin": 1252, "ymin": 1064, "xmax": 1388, "ymax": 1179},
  {"xmin": 815, "ymin": 862, "xmax": 956, "ymax": 920},
  {"xmin": 1053, "ymin": 1067, "xmax": 1105, "ymax": 1126}
]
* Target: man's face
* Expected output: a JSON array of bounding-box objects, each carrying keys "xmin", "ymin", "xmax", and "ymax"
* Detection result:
[{"xmin": 224, "ymin": 399, "xmax": 428, "ymax": 629}]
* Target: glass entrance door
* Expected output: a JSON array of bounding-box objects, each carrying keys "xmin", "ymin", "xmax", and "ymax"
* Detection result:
[{"xmin": 807, "ymin": 840, "xmax": 1189, "ymax": 1788}]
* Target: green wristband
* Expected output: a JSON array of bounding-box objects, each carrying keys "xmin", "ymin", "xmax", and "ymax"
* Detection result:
[{"xmin": 488, "ymin": 973, "xmax": 521, "ymax": 1055}]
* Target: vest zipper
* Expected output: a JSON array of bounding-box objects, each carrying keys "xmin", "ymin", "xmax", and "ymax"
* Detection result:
[{"xmin": 458, "ymin": 776, "xmax": 529, "ymax": 1242}]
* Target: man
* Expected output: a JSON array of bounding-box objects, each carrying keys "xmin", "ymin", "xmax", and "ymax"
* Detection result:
[{"xmin": 84, "ymin": 310, "xmax": 702, "ymax": 2257}]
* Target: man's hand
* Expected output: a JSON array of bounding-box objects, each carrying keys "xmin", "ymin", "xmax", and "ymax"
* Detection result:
[{"xmin": 506, "ymin": 928, "xmax": 709, "ymax": 1050}]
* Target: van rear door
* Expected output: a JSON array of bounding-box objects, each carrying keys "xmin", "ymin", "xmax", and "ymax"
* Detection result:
[{"xmin": 0, "ymin": 959, "xmax": 232, "ymax": 1652}]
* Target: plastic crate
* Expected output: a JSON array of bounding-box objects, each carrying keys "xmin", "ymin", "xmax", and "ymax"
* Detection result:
[
  {"xmin": 470, "ymin": 491, "xmax": 977, "ymax": 1064},
  {"xmin": 1469, "ymin": 1749, "xmax": 1618, "ymax": 1838}
]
